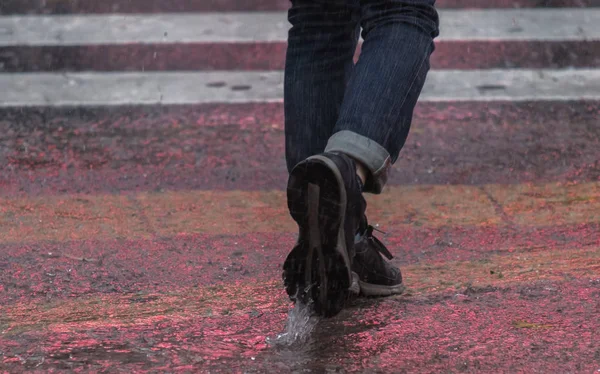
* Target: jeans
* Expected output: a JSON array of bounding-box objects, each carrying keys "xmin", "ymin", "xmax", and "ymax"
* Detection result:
[{"xmin": 284, "ymin": 0, "xmax": 439, "ymax": 193}]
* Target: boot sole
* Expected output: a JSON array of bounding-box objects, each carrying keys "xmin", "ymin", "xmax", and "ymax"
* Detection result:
[
  {"xmin": 283, "ymin": 155, "xmax": 354, "ymax": 317},
  {"xmin": 356, "ymin": 276, "xmax": 406, "ymax": 297}
]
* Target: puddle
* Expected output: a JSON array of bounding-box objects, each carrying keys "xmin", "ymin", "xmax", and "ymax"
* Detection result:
[{"xmin": 2, "ymin": 293, "xmax": 384, "ymax": 372}]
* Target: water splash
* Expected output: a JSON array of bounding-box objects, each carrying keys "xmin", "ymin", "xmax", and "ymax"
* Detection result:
[{"xmin": 266, "ymin": 298, "xmax": 319, "ymax": 347}]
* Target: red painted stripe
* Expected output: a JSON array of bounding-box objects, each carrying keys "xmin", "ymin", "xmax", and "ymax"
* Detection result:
[
  {"xmin": 1, "ymin": 101, "xmax": 599, "ymax": 195},
  {"xmin": 2, "ymin": 41, "xmax": 598, "ymax": 73},
  {"xmin": 1, "ymin": 223, "xmax": 597, "ymax": 303},
  {"xmin": 0, "ymin": 0, "xmax": 596, "ymax": 14},
  {"xmin": 1, "ymin": 279, "xmax": 599, "ymax": 371}
]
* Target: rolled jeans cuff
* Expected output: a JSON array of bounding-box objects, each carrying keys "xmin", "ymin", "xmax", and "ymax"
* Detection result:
[{"xmin": 325, "ymin": 130, "xmax": 391, "ymax": 194}]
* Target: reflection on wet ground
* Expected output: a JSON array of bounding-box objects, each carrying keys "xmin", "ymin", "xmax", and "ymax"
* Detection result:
[{"xmin": 3, "ymin": 276, "xmax": 600, "ymax": 371}]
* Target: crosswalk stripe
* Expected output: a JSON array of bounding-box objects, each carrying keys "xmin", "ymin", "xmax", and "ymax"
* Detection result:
[
  {"xmin": 1, "ymin": 182, "xmax": 597, "ymax": 244},
  {"xmin": 1, "ymin": 69, "xmax": 599, "ymax": 107},
  {"xmin": 1, "ymin": 0, "xmax": 596, "ymax": 15},
  {"xmin": 1, "ymin": 9, "xmax": 599, "ymax": 47},
  {"xmin": 1, "ymin": 40, "xmax": 598, "ymax": 73}
]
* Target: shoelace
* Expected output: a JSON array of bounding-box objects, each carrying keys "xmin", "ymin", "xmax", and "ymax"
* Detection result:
[{"xmin": 365, "ymin": 225, "xmax": 394, "ymax": 260}]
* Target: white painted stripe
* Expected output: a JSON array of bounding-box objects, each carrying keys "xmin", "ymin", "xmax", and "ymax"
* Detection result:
[
  {"xmin": 1, "ymin": 69, "xmax": 598, "ymax": 107},
  {"xmin": 0, "ymin": 9, "xmax": 599, "ymax": 47}
]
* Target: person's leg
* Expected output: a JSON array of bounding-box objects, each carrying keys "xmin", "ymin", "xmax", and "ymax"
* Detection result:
[
  {"xmin": 284, "ymin": 0, "xmax": 360, "ymax": 173},
  {"xmin": 322, "ymin": 0, "xmax": 439, "ymax": 297},
  {"xmin": 283, "ymin": 0, "xmax": 439, "ymax": 315},
  {"xmin": 283, "ymin": 0, "xmax": 363, "ymax": 317},
  {"xmin": 325, "ymin": 0, "xmax": 439, "ymax": 193}
]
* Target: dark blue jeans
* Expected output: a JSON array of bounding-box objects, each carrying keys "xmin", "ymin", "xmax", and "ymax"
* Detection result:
[{"xmin": 284, "ymin": 0, "xmax": 439, "ymax": 193}]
